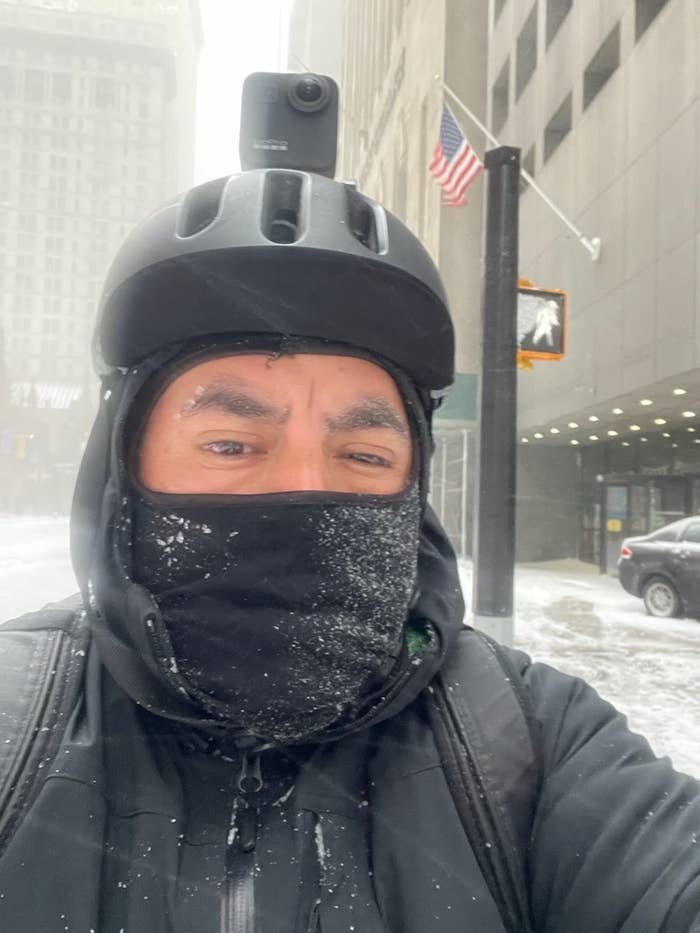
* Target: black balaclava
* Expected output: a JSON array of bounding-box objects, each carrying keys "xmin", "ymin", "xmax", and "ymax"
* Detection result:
[{"xmin": 115, "ymin": 339, "xmax": 434, "ymax": 743}]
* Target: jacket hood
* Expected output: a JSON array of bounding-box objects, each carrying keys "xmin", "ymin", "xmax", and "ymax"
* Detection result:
[{"xmin": 70, "ymin": 346, "xmax": 466, "ymax": 742}]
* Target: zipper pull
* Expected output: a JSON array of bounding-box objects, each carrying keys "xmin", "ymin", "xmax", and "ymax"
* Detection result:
[
  {"xmin": 238, "ymin": 750, "xmax": 263, "ymax": 795},
  {"xmin": 232, "ymin": 750, "xmax": 264, "ymax": 854}
]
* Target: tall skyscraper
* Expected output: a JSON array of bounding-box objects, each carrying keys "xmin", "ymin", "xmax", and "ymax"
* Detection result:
[{"xmin": 0, "ymin": 0, "xmax": 201, "ymax": 395}]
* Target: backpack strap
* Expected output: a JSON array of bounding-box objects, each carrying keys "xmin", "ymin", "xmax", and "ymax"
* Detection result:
[
  {"xmin": 427, "ymin": 627, "xmax": 542, "ymax": 933},
  {"xmin": 0, "ymin": 596, "xmax": 89, "ymax": 855}
]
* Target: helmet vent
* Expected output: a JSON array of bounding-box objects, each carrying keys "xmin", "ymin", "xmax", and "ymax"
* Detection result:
[
  {"xmin": 262, "ymin": 172, "xmax": 303, "ymax": 244},
  {"xmin": 176, "ymin": 176, "xmax": 229, "ymax": 238},
  {"xmin": 346, "ymin": 186, "xmax": 380, "ymax": 253}
]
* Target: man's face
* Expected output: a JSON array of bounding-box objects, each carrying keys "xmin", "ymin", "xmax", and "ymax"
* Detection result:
[{"xmin": 137, "ymin": 353, "xmax": 413, "ymax": 496}]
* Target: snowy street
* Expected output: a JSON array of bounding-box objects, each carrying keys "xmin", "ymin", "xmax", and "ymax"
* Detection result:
[{"xmin": 1, "ymin": 516, "xmax": 698, "ymax": 777}]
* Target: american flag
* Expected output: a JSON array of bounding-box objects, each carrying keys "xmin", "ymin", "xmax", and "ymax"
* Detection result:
[{"xmin": 428, "ymin": 104, "xmax": 483, "ymax": 206}]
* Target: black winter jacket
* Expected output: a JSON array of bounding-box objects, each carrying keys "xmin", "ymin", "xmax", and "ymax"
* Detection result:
[
  {"xmin": 2, "ymin": 367, "xmax": 695, "ymax": 932},
  {"xmin": 0, "ymin": 604, "xmax": 698, "ymax": 933}
]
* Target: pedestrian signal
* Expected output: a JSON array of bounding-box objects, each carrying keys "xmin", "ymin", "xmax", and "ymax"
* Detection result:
[{"xmin": 517, "ymin": 283, "xmax": 567, "ymax": 368}]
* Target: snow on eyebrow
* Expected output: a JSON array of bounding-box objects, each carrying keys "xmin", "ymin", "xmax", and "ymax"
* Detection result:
[
  {"xmin": 180, "ymin": 380, "xmax": 289, "ymax": 423},
  {"xmin": 325, "ymin": 397, "xmax": 409, "ymax": 436}
]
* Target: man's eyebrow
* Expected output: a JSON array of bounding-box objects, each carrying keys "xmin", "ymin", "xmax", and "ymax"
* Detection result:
[
  {"xmin": 325, "ymin": 398, "xmax": 409, "ymax": 436},
  {"xmin": 180, "ymin": 381, "xmax": 289, "ymax": 424}
]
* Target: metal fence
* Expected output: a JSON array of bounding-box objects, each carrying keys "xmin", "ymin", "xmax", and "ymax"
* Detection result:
[{"xmin": 429, "ymin": 426, "xmax": 473, "ymax": 559}]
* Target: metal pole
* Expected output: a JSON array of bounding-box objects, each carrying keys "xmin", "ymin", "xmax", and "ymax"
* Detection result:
[
  {"xmin": 472, "ymin": 146, "xmax": 520, "ymax": 646},
  {"xmin": 460, "ymin": 428, "xmax": 468, "ymax": 558}
]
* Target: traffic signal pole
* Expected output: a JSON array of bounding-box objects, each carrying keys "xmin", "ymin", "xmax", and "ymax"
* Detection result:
[{"xmin": 472, "ymin": 146, "xmax": 520, "ymax": 646}]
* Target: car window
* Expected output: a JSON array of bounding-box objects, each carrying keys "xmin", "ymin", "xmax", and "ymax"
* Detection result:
[
  {"xmin": 681, "ymin": 522, "xmax": 700, "ymax": 544},
  {"xmin": 649, "ymin": 522, "xmax": 684, "ymax": 542}
]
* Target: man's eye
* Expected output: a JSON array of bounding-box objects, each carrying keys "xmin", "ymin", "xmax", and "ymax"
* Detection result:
[
  {"xmin": 202, "ymin": 440, "xmax": 252, "ymax": 456},
  {"xmin": 346, "ymin": 451, "xmax": 392, "ymax": 468}
]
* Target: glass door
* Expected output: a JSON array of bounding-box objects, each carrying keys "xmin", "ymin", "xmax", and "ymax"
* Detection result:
[{"xmin": 604, "ymin": 484, "xmax": 628, "ymax": 576}]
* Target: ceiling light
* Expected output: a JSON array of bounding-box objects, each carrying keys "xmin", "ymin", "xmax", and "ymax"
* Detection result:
[
  {"xmin": 549, "ymin": 427, "xmax": 560, "ymax": 435},
  {"xmin": 695, "ymin": 439, "xmax": 700, "ymax": 445},
  {"xmin": 672, "ymin": 443, "xmax": 679, "ymax": 448},
  {"xmin": 521, "ymin": 437, "xmax": 529, "ymax": 443},
  {"xmin": 589, "ymin": 434, "xmax": 599, "ymax": 441},
  {"xmin": 607, "ymin": 430, "xmax": 618, "ymax": 437},
  {"xmin": 653, "ymin": 418, "xmax": 667, "ymax": 425},
  {"xmin": 568, "ymin": 421, "xmax": 579, "ymax": 429},
  {"xmin": 640, "ymin": 399, "xmax": 653, "ymax": 406},
  {"xmin": 588, "ymin": 415, "xmax": 599, "ymax": 422},
  {"xmin": 621, "ymin": 441, "xmax": 631, "ymax": 447},
  {"xmin": 629, "ymin": 424, "xmax": 641, "ymax": 431},
  {"xmin": 570, "ymin": 439, "xmax": 579, "ymax": 446},
  {"xmin": 640, "ymin": 437, "xmax": 648, "ymax": 443},
  {"xmin": 662, "ymin": 432, "xmax": 671, "ymax": 438},
  {"xmin": 682, "ymin": 411, "xmax": 696, "ymax": 418},
  {"xmin": 612, "ymin": 407, "xmax": 624, "ymax": 415},
  {"xmin": 688, "ymin": 427, "xmax": 696, "ymax": 433},
  {"xmin": 673, "ymin": 388, "xmax": 687, "ymax": 396},
  {"xmin": 534, "ymin": 432, "xmax": 544, "ymax": 439}
]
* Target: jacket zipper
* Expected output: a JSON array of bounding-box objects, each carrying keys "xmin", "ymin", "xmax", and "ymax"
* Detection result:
[
  {"xmin": 305, "ymin": 897, "xmax": 320, "ymax": 933},
  {"xmin": 221, "ymin": 749, "xmax": 264, "ymax": 933}
]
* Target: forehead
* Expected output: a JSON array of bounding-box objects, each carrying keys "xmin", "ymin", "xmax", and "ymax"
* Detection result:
[{"xmin": 159, "ymin": 352, "xmax": 404, "ymax": 403}]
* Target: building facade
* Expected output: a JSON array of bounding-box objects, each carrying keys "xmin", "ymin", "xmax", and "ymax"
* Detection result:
[
  {"xmin": 489, "ymin": 0, "xmax": 700, "ymax": 565},
  {"xmin": 332, "ymin": 0, "xmax": 489, "ymax": 554},
  {"xmin": 297, "ymin": 0, "xmax": 700, "ymax": 568},
  {"xmin": 0, "ymin": 0, "xmax": 200, "ymax": 510},
  {"xmin": 287, "ymin": 0, "xmax": 343, "ymax": 82}
]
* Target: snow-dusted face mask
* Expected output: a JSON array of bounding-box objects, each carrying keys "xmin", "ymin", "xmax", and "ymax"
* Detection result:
[{"xmin": 128, "ymin": 485, "xmax": 421, "ymax": 742}]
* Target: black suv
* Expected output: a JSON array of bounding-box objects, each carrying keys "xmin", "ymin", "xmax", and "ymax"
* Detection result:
[{"xmin": 618, "ymin": 517, "xmax": 700, "ymax": 619}]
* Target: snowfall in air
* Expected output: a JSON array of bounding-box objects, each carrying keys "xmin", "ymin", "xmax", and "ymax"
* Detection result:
[{"xmin": 1, "ymin": 515, "xmax": 698, "ymax": 778}]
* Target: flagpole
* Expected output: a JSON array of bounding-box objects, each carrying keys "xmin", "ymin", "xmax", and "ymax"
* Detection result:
[{"xmin": 442, "ymin": 83, "xmax": 602, "ymax": 262}]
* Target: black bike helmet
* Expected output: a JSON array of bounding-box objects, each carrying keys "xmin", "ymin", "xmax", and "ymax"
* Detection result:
[{"xmin": 94, "ymin": 169, "xmax": 454, "ymax": 393}]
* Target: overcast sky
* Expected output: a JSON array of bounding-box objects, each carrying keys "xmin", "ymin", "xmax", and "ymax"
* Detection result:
[{"xmin": 194, "ymin": 0, "xmax": 294, "ymax": 183}]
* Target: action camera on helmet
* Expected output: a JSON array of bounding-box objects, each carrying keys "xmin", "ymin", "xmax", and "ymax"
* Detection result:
[{"xmin": 239, "ymin": 72, "xmax": 339, "ymax": 177}]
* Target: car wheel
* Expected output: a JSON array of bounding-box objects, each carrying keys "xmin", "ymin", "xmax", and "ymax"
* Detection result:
[{"xmin": 642, "ymin": 577, "xmax": 681, "ymax": 618}]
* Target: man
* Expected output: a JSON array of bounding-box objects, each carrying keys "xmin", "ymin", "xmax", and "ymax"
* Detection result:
[{"xmin": 0, "ymin": 169, "xmax": 698, "ymax": 932}]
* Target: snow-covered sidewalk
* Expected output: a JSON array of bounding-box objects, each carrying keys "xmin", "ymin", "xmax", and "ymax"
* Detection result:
[
  {"xmin": 1, "ymin": 517, "xmax": 698, "ymax": 776},
  {"xmin": 461, "ymin": 560, "xmax": 700, "ymax": 778}
]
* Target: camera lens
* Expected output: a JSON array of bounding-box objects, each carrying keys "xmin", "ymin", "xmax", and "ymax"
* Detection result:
[
  {"xmin": 288, "ymin": 74, "xmax": 330, "ymax": 112},
  {"xmin": 297, "ymin": 78, "xmax": 322, "ymax": 103}
]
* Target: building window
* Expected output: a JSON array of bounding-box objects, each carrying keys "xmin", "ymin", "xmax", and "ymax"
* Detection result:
[
  {"xmin": 543, "ymin": 91, "xmax": 572, "ymax": 162},
  {"xmin": 491, "ymin": 58, "xmax": 510, "ymax": 134},
  {"xmin": 519, "ymin": 144, "xmax": 536, "ymax": 195},
  {"xmin": 52, "ymin": 72, "xmax": 72, "ymax": 103},
  {"xmin": 546, "ymin": 0, "xmax": 573, "ymax": 48},
  {"xmin": 418, "ymin": 96, "xmax": 429, "ymax": 238},
  {"xmin": 516, "ymin": 4, "xmax": 537, "ymax": 100},
  {"xmin": 0, "ymin": 65, "xmax": 14, "ymax": 97},
  {"xmin": 583, "ymin": 23, "xmax": 620, "ymax": 110},
  {"xmin": 635, "ymin": 0, "xmax": 671, "ymax": 41},
  {"xmin": 95, "ymin": 77, "xmax": 116, "ymax": 110},
  {"xmin": 24, "ymin": 70, "xmax": 46, "ymax": 103},
  {"xmin": 494, "ymin": 0, "xmax": 507, "ymax": 26}
]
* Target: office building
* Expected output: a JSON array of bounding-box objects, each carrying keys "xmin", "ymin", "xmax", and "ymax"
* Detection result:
[
  {"xmin": 334, "ymin": 0, "xmax": 489, "ymax": 554},
  {"xmin": 287, "ymin": 0, "xmax": 343, "ymax": 82},
  {"xmin": 0, "ymin": 0, "xmax": 200, "ymax": 505},
  {"xmin": 490, "ymin": 0, "xmax": 700, "ymax": 566},
  {"xmin": 0, "ymin": 0, "xmax": 200, "ymax": 389}
]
